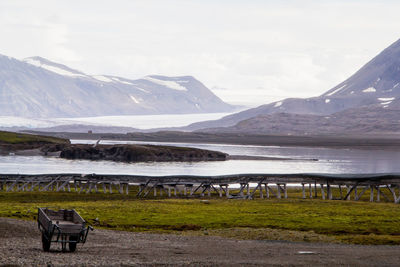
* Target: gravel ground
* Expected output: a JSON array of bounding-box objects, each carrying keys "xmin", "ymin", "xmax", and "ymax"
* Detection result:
[{"xmin": 1, "ymin": 217, "xmax": 399, "ymax": 266}]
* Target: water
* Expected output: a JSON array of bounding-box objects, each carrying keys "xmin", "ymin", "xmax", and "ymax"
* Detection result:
[{"xmin": 1, "ymin": 140, "xmax": 400, "ymax": 175}]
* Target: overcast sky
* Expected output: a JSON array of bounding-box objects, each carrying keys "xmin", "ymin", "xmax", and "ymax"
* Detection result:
[{"xmin": 1, "ymin": 0, "xmax": 400, "ymax": 106}]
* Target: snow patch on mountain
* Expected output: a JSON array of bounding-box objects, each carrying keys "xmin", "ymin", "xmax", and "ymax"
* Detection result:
[
  {"xmin": 274, "ymin": 101, "xmax": 282, "ymax": 107},
  {"xmin": 92, "ymin": 75, "xmax": 113, "ymax": 82},
  {"xmin": 362, "ymin": 87, "xmax": 376, "ymax": 93},
  {"xmin": 143, "ymin": 76, "xmax": 188, "ymax": 91},
  {"xmin": 135, "ymin": 87, "xmax": 150, "ymax": 93},
  {"xmin": 112, "ymin": 77, "xmax": 134, "ymax": 85},
  {"xmin": 379, "ymin": 97, "xmax": 394, "ymax": 106},
  {"xmin": 326, "ymin": 84, "xmax": 346, "ymax": 96},
  {"xmin": 130, "ymin": 95, "xmax": 140, "ymax": 104},
  {"xmin": 325, "ymin": 99, "xmax": 330, "ymax": 103},
  {"xmin": 23, "ymin": 58, "xmax": 86, "ymax": 77},
  {"xmin": 378, "ymin": 97, "xmax": 395, "ymax": 101}
]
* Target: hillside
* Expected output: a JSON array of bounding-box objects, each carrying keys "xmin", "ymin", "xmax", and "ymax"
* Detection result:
[
  {"xmin": 198, "ymin": 102, "xmax": 400, "ymax": 135},
  {"xmin": 0, "ymin": 55, "xmax": 234, "ymax": 117}
]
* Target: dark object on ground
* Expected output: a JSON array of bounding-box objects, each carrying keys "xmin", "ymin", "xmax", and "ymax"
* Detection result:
[
  {"xmin": 59, "ymin": 144, "xmax": 227, "ymax": 162},
  {"xmin": 38, "ymin": 208, "xmax": 93, "ymax": 252}
]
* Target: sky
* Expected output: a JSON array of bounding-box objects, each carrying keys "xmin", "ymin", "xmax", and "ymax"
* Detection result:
[{"xmin": 1, "ymin": 0, "xmax": 400, "ymax": 107}]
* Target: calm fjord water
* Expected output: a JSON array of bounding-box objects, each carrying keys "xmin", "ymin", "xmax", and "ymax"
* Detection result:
[{"xmin": 0, "ymin": 140, "xmax": 399, "ymax": 175}]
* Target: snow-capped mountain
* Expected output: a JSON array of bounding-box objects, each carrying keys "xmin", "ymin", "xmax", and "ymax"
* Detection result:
[
  {"xmin": 187, "ymin": 38, "xmax": 400, "ymax": 131},
  {"xmin": 0, "ymin": 55, "xmax": 234, "ymax": 117}
]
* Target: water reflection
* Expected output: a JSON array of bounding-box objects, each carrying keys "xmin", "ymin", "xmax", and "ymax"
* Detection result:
[{"xmin": 0, "ymin": 140, "xmax": 399, "ymax": 175}]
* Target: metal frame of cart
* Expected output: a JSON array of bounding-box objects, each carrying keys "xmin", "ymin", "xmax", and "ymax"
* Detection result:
[{"xmin": 38, "ymin": 208, "xmax": 93, "ymax": 252}]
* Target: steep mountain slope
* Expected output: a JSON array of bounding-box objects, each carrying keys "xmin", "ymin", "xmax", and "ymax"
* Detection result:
[
  {"xmin": 199, "ymin": 101, "xmax": 400, "ymax": 135},
  {"xmin": 0, "ymin": 55, "xmax": 234, "ymax": 117},
  {"xmin": 187, "ymin": 38, "xmax": 400, "ymax": 130}
]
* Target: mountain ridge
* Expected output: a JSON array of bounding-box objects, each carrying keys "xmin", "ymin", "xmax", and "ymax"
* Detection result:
[
  {"xmin": 198, "ymin": 102, "xmax": 400, "ymax": 135},
  {"xmin": 0, "ymin": 55, "xmax": 235, "ymax": 118},
  {"xmin": 186, "ymin": 38, "xmax": 400, "ymax": 131}
]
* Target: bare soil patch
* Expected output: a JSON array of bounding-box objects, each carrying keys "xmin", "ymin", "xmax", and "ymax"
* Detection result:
[{"xmin": 0, "ymin": 218, "xmax": 399, "ymax": 266}]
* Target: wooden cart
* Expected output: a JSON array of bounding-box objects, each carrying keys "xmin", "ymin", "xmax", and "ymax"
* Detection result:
[{"xmin": 38, "ymin": 208, "xmax": 93, "ymax": 252}]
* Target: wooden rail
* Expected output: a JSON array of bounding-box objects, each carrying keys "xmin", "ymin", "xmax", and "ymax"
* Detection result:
[{"xmin": 1, "ymin": 173, "xmax": 400, "ymax": 203}]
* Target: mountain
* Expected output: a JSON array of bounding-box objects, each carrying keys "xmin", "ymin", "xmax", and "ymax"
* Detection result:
[
  {"xmin": 199, "ymin": 101, "xmax": 400, "ymax": 135},
  {"xmin": 187, "ymin": 38, "xmax": 400, "ymax": 130},
  {"xmin": 0, "ymin": 55, "xmax": 234, "ymax": 117}
]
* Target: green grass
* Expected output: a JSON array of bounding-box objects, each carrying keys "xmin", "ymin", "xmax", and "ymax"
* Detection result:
[
  {"xmin": 0, "ymin": 131, "xmax": 68, "ymax": 145},
  {"xmin": 1, "ymin": 191, "xmax": 399, "ymax": 245}
]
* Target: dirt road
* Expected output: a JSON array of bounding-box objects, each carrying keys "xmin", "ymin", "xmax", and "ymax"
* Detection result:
[{"xmin": 0, "ymin": 217, "xmax": 399, "ymax": 266}]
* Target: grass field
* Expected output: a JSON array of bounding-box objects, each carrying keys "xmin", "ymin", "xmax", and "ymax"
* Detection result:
[
  {"xmin": 0, "ymin": 131, "xmax": 68, "ymax": 145},
  {"xmin": 1, "ymin": 191, "xmax": 399, "ymax": 245}
]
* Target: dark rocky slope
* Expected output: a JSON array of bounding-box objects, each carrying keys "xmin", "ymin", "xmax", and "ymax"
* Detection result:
[{"xmin": 198, "ymin": 100, "xmax": 400, "ymax": 135}]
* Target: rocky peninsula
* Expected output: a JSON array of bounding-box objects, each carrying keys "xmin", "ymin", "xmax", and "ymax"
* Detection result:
[
  {"xmin": 58, "ymin": 144, "xmax": 227, "ymax": 162},
  {"xmin": 0, "ymin": 131, "xmax": 227, "ymax": 162}
]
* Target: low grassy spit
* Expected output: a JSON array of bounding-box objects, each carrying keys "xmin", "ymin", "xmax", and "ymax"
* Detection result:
[
  {"xmin": 1, "ymin": 191, "xmax": 399, "ymax": 245},
  {"xmin": 0, "ymin": 131, "xmax": 68, "ymax": 145}
]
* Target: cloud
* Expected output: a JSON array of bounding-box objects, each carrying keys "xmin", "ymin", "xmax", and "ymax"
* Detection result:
[{"xmin": 0, "ymin": 2, "xmax": 79, "ymax": 62}]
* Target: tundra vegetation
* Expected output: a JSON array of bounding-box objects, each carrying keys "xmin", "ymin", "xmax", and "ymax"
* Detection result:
[
  {"xmin": 0, "ymin": 131, "xmax": 68, "ymax": 145},
  {"xmin": 1, "ymin": 131, "xmax": 399, "ymax": 245},
  {"xmin": 1, "ymin": 188, "xmax": 399, "ymax": 245}
]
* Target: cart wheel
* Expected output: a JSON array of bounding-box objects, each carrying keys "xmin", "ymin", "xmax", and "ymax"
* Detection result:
[
  {"xmin": 69, "ymin": 236, "xmax": 78, "ymax": 252},
  {"xmin": 42, "ymin": 233, "xmax": 51, "ymax": 252}
]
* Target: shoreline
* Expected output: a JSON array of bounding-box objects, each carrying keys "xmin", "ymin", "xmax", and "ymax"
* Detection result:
[
  {"xmin": 227, "ymin": 155, "xmax": 318, "ymax": 161},
  {"xmin": 0, "ymin": 148, "xmax": 317, "ymax": 162},
  {"xmin": 25, "ymin": 130, "xmax": 400, "ymax": 149}
]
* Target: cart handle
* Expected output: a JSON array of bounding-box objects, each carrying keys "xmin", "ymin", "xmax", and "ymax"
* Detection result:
[
  {"xmin": 52, "ymin": 224, "xmax": 61, "ymax": 242},
  {"xmin": 81, "ymin": 225, "xmax": 94, "ymax": 244}
]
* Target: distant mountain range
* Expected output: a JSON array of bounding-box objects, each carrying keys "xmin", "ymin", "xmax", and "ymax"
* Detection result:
[
  {"xmin": 199, "ymin": 103, "xmax": 400, "ymax": 135},
  {"xmin": 0, "ymin": 55, "xmax": 235, "ymax": 117},
  {"xmin": 4, "ymin": 38, "xmax": 400, "ymax": 136},
  {"xmin": 188, "ymin": 38, "xmax": 400, "ymax": 135}
]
